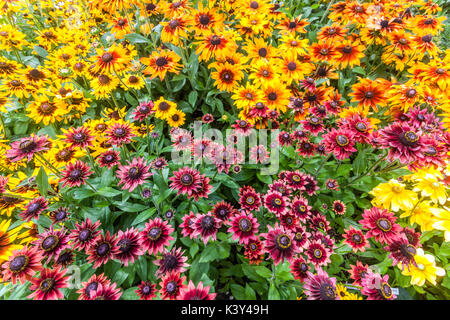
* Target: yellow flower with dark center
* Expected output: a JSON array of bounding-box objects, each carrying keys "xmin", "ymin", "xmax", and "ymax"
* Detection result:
[
  {"xmin": 262, "ymin": 83, "xmax": 291, "ymax": 113},
  {"xmin": 211, "ymin": 62, "xmax": 244, "ymax": 92},
  {"xmin": 335, "ymin": 40, "xmax": 365, "ymax": 69},
  {"xmin": 121, "ymin": 74, "xmax": 145, "ymax": 90},
  {"xmin": 195, "ymin": 31, "xmax": 238, "ymax": 62},
  {"xmin": 0, "ymin": 219, "xmax": 22, "ymax": 262},
  {"xmin": 191, "ymin": 1, "xmax": 225, "ymax": 35},
  {"xmin": 249, "ymin": 59, "xmax": 280, "ymax": 88},
  {"xmin": 0, "ymin": 24, "xmax": 28, "ymax": 51},
  {"xmin": 232, "ymin": 83, "xmax": 264, "ymax": 112},
  {"xmin": 401, "ymin": 248, "xmax": 446, "ymax": 286},
  {"xmin": 36, "ymin": 27, "xmax": 61, "ymax": 48},
  {"xmin": 278, "ymin": 33, "xmax": 308, "ymax": 56},
  {"xmin": 160, "ymin": 14, "xmax": 192, "ymax": 46},
  {"xmin": 93, "ymin": 43, "xmax": 130, "ymax": 75},
  {"xmin": 166, "ymin": 109, "xmax": 186, "ymax": 127},
  {"xmin": 244, "ymin": 37, "xmax": 278, "ymax": 61},
  {"xmin": 27, "ymin": 95, "xmax": 67, "ymax": 126},
  {"xmin": 153, "ymin": 97, "xmax": 176, "ymax": 120},
  {"xmin": 91, "ymin": 74, "xmax": 120, "ymax": 99},
  {"xmin": 111, "ymin": 17, "xmax": 132, "ymax": 39},
  {"xmin": 140, "ymin": 49, "xmax": 182, "ymax": 81}
]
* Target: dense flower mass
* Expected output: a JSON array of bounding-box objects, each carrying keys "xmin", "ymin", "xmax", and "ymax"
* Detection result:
[{"xmin": 0, "ymin": 0, "xmax": 448, "ymax": 302}]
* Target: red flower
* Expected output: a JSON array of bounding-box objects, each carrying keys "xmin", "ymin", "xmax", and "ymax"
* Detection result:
[
  {"xmin": 154, "ymin": 247, "xmax": 189, "ymax": 278},
  {"xmin": 284, "ymin": 170, "xmax": 306, "ymax": 191},
  {"xmin": 180, "ymin": 212, "xmax": 196, "ymax": 239},
  {"xmin": 296, "ymin": 140, "xmax": 316, "ymax": 158},
  {"xmin": 268, "ymin": 180, "xmax": 291, "ymax": 197},
  {"xmin": 302, "ymin": 174, "xmax": 319, "ymax": 196},
  {"xmin": 114, "ymin": 227, "xmax": 143, "ymax": 266},
  {"xmin": 212, "ymin": 200, "xmax": 237, "ymax": 221},
  {"xmin": 303, "ymin": 268, "xmax": 339, "ymax": 300},
  {"xmin": 19, "ymin": 197, "xmax": 48, "ymax": 222},
  {"xmin": 159, "ymin": 271, "xmax": 186, "ymax": 300},
  {"xmin": 49, "ymin": 207, "xmax": 70, "ymax": 225},
  {"xmin": 261, "ymin": 224, "xmax": 299, "ymax": 265},
  {"xmin": 139, "ymin": 218, "xmax": 174, "ymax": 255},
  {"xmin": 290, "ymin": 196, "xmax": 311, "ymax": 222},
  {"xmin": 332, "ymin": 200, "xmax": 346, "ymax": 215},
  {"xmin": 340, "ymin": 114, "xmax": 372, "ymax": 144},
  {"xmin": 359, "ymin": 207, "xmax": 402, "ymax": 244},
  {"xmin": 343, "ymin": 226, "xmax": 369, "ymax": 253},
  {"xmin": 305, "ymin": 240, "xmax": 331, "ymax": 267},
  {"xmin": 1, "ymin": 246, "xmax": 43, "ymax": 285},
  {"xmin": 87, "ymin": 231, "xmax": 120, "ymax": 268},
  {"xmin": 136, "ymin": 281, "xmax": 157, "ymax": 300},
  {"xmin": 63, "ymin": 127, "xmax": 93, "ymax": 149},
  {"xmin": 116, "ymin": 157, "xmax": 152, "ymax": 192},
  {"xmin": 178, "ymin": 280, "xmax": 216, "ymax": 300},
  {"xmin": 349, "ymin": 261, "xmax": 369, "ymax": 286},
  {"xmin": 384, "ymin": 235, "xmax": 417, "ymax": 271},
  {"xmin": 169, "ymin": 166, "xmax": 202, "ymax": 198},
  {"xmin": 6, "ymin": 134, "xmax": 51, "ymax": 162},
  {"xmin": 192, "ymin": 213, "xmax": 222, "ymax": 245},
  {"xmin": 292, "ymin": 225, "xmax": 310, "ymax": 249},
  {"xmin": 60, "ymin": 160, "xmax": 93, "ymax": 188},
  {"xmin": 239, "ymin": 186, "xmax": 261, "ymax": 211},
  {"xmin": 263, "ymin": 191, "xmax": 290, "ymax": 216},
  {"xmin": 97, "ymin": 150, "xmax": 120, "ymax": 169},
  {"xmin": 28, "ymin": 267, "xmax": 68, "ymax": 300},
  {"xmin": 379, "ymin": 122, "xmax": 427, "ymax": 164},
  {"xmin": 290, "ymin": 257, "xmax": 310, "ymax": 282},
  {"xmin": 36, "ymin": 227, "xmax": 70, "ymax": 264},
  {"xmin": 69, "ymin": 218, "xmax": 101, "ymax": 252},
  {"xmin": 231, "ymin": 119, "xmax": 254, "ymax": 136},
  {"xmin": 244, "ymin": 238, "xmax": 264, "ymax": 264},
  {"xmin": 77, "ymin": 273, "xmax": 110, "ymax": 300},
  {"xmin": 322, "ymin": 128, "xmax": 357, "ymax": 160},
  {"xmin": 227, "ymin": 211, "xmax": 259, "ymax": 245},
  {"xmin": 191, "ymin": 174, "xmax": 212, "ymax": 201},
  {"xmin": 132, "ymin": 101, "xmax": 154, "ymax": 122},
  {"xmin": 105, "ymin": 122, "xmax": 136, "ymax": 146},
  {"xmin": 87, "ymin": 282, "xmax": 122, "ymax": 300}
]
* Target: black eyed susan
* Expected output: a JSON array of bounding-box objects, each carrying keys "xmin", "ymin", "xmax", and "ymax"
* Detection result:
[
  {"xmin": 160, "ymin": 14, "xmax": 192, "ymax": 46},
  {"xmin": 276, "ymin": 16, "xmax": 309, "ymax": 34},
  {"xmin": 0, "ymin": 24, "xmax": 28, "ymax": 51},
  {"xmin": 111, "ymin": 17, "xmax": 132, "ymax": 39},
  {"xmin": 244, "ymin": 37, "xmax": 278, "ymax": 61},
  {"xmin": 411, "ymin": 15, "xmax": 446, "ymax": 36},
  {"xmin": 162, "ymin": 0, "xmax": 192, "ymax": 18},
  {"xmin": 91, "ymin": 74, "xmax": 120, "ymax": 99},
  {"xmin": 153, "ymin": 97, "xmax": 177, "ymax": 120},
  {"xmin": 317, "ymin": 23, "xmax": 348, "ymax": 43},
  {"xmin": 278, "ymin": 51, "xmax": 310, "ymax": 84},
  {"xmin": 262, "ymin": 83, "xmax": 291, "ymax": 113},
  {"xmin": 310, "ymin": 42, "xmax": 338, "ymax": 63},
  {"xmin": 278, "ymin": 33, "xmax": 308, "ymax": 56},
  {"xmin": 249, "ymin": 59, "xmax": 280, "ymax": 88},
  {"xmin": 36, "ymin": 27, "xmax": 61, "ymax": 49},
  {"xmin": 0, "ymin": 57, "xmax": 19, "ymax": 77},
  {"xmin": 93, "ymin": 43, "xmax": 130, "ymax": 75},
  {"xmin": 335, "ymin": 40, "xmax": 365, "ymax": 69},
  {"xmin": 211, "ymin": 62, "xmax": 244, "ymax": 92},
  {"xmin": 350, "ymin": 78, "xmax": 387, "ymax": 112},
  {"xmin": 121, "ymin": 74, "xmax": 145, "ymax": 90},
  {"xmin": 195, "ymin": 30, "xmax": 238, "ymax": 62},
  {"xmin": 235, "ymin": 0, "xmax": 271, "ymax": 17},
  {"xmin": 166, "ymin": 109, "xmax": 186, "ymax": 127},
  {"xmin": 191, "ymin": 1, "xmax": 225, "ymax": 35},
  {"xmin": 231, "ymin": 83, "xmax": 263, "ymax": 111},
  {"xmin": 27, "ymin": 95, "xmax": 66, "ymax": 126},
  {"xmin": 140, "ymin": 49, "xmax": 182, "ymax": 81},
  {"xmin": 388, "ymin": 31, "xmax": 414, "ymax": 54},
  {"xmin": 1, "ymin": 79, "xmax": 33, "ymax": 99}
]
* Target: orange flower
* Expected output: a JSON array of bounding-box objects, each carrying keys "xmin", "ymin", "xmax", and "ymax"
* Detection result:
[{"xmin": 350, "ymin": 78, "xmax": 387, "ymax": 112}]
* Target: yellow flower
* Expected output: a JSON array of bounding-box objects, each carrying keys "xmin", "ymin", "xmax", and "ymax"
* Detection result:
[
  {"xmin": 401, "ymin": 248, "xmax": 446, "ymax": 286},
  {"xmin": 431, "ymin": 207, "xmax": 450, "ymax": 241},
  {"xmin": 413, "ymin": 175, "xmax": 448, "ymax": 205},
  {"xmin": 400, "ymin": 200, "xmax": 436, "ymax": 232},
  {"xmin": 0, "ymin": 219, "xmax": 22, "ymax": 261},
  {"xmin": 336, "ymin": 283, "xmax": 363, "ymax": 300},
  {"xmin": 370, "ymin": 180, "xmax": 418, "ymax": 212}
]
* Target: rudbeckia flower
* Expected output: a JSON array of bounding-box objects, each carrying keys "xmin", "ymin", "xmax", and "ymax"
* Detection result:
[{"xmin": 401, "ymin": 248, "xmax": 446, "ymax": 286}]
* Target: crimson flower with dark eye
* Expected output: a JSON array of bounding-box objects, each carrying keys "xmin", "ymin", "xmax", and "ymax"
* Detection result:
[
  {"xmin": 77, "ymin": 273, "xmax": 110, "ymax": 300},
  {"xmin": 192, "ymin": 213, "xmax": 222, "ymax": 245},
  {"xmin": 97, "ymin": 150, "xmax": 120, "ymax": 169},
  {"xmin": 305, "ymin": 240, "xmax": 331, "ymax": 267},
  {"xmin": 359, "ymin": 207, "xmax": 402, "ymax": 245},
  {"xmin": 169, "ymin": 166, "xmax": 202, "ymax": 197},
  {"xmin": 116, "ymin": 157, "xmax": 152, "ymax": 192},
  {"xmin": 114, "ymin": 227, "xmax": 143, "ymax": 266},
  {"xmin": 322, "ymin": 128, "xmax": 357, "ymax": 160},
  {"xmin": 290, "ymin": 257, "xmax": 310, "ymax": 282},
  {"xmin": 59, "ymin": 160, "xmax": 93, "ymax": 188},
  {"xmin": 19, "ymin": 197, "xmax": 48, "ymax": 222},
  {"xmin": 290, "ymin": 196, "xmax": 311, "ymax": 222},
  {"xmin": 343, "ymin": 226, "xmax": 369, "ymax": 253},
  {"xmin": 6, "ymin": 134, "xmax": 51, "ymax": 163},
  {"xmin": 238, "ymin": 186, "xmax": 261, "ymax": 211},
  {"xmin": 227, "ymin": 212, "xmax": 259, "ymax": 245},
  {"xmin": 349, "ymin": 261, "xmax": 370, "ymax": 286},
  {"xmin": 264, "ymin": 191, "xmax": 290, "ymax": 216},
  {"xmin": 212, "ymin": 200, "xmax": 236, "ymax": 221},
  {"xmin": 361, "ymin": 270, "xmax": 396, "ymax": 300},
  {"xmin": 284, "ymin": 170, "xmax": 306, "ymax": 191},
  {"xmin": 332, "ymin": 200, "xmax": 346, "ymax": 215},
  {"xmin": 1, "ymin": 246, "xmax": 43, "ymax": 285},
  {"xmin": 136, "ymin": 281, "xmax": 157, "ymax": 300},
  {"xmin": 303, "ymin": 268, "xmax": 339, "ymax": 300},
  {"xmin": 384, "ymin": 235, "xmax": 417, "ymax": 271},
  {"xmin": 244, "ymin": 238, "xmax": 264, "ymax": 265},
  {"xmin": 28, "ymin": 267, "xmax": 69, "ymax": 300},
  {"xmin": 139, "ymin": 218, "xmax": 174, "ymax": 256},
  {"xmin": 69, "ymin": 218, "xmax": 101, "ymax": 252},
  {"xmin": 132, "ymin": 101, "xmax": 154, "ymax": 122},
  {"xmin": 86, "ymin": 231, "xmax": 120, "ymax": 268},
  {"xmin": 105, "ymin": 121, "xmax": 136, "ymax": 146},
  {"xmin": 159, "ymin": 271, "xmax": 186, "ymax": 300},
  {"xmin": 154, "ymin": 246, "xmax": 189, "ymax": 278},
  {"xmin": 63, "ymin": 127, "xmax": 93, "ymax": 149},
  {"xmin": 180, "ymin": 212, "xmax": 196, "ymax": 239},
  {"xmin": 36, "ymin": 227, "xmax": 70, "ymax": 264},
  {"xmin": 261, "ymin": 224, "xmax": 299, "ymax": 265},
  {"xmin": 87, "ymin": 282, "xmax": 122, "ymax": 300}
]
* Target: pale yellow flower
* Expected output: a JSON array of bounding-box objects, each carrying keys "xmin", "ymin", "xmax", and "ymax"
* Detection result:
[
  {"xmin": 370, "ymin": 179, "xmax": 417, "ymax": 212},
  {"xmin": 401, "ymin": 248, "xmax": 446, "ymax": 286}
]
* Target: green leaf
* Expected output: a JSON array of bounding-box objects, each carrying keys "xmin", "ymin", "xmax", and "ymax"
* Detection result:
[
  {"xmin": 245, "ymin": 284, "xmax": 257, "ymax": 300},
  {"xmin": 115, "ymin": 202, "xmax": 148, "ymax": 213},
  {"xmin": 73, "ymin": 188, "xmax": 96, "ymax": 200},
  {"xmin": 97, "ymin": 186, "xmax": 122, "ymax": 197},
  {"xmin": 122, "ymin": 286, "xmax": 139, "ymax": 300},
  {"xmin": 268, "ymin": 282, "xmax": 280, "ymax": 300},
  {"xmin": 256, "ymin": 172, "xmax": 272, "ymax": 184},
  {"xmin": 131, "ymin": 208, "xmax": 156, "ymax": 226},
  {"xmin": 36, "ymin": 166, "xmax": 50, "ymax": 197},
  {"xmin": 33, "ymin": 45, "xmax": 49, "ymax": 58},
  {"xmin": 124, "ymin": 33, "xmax": 150, "ymax": 44},
  {"xmin": 254, "ymin": 266, "xmax": 272, "ymax": 278},
  {"xmin": 230, "ymin": 284, "xmax": 246, "ymax": 300},
  {"xmin": 188, "ymin": 91, "xmax": 198, "ymax": 107}
]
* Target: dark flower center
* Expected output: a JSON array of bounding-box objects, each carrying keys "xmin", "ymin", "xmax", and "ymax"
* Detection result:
[
  {"xmin": 29, "ymin": 69, "xmax": 44, "ymax": 79},
  {"xmin": 328, "ymin": 28, "xmax": 336, "ymax": 35},
  {"xmin": 380, "ymin": 20, "xmax": 389, "ymax": 28},
  {"xmin": 272, "ymin": 197, "xmax": 282, "ymax": 207},
  {"xmin": 287, "ymin": 62, "xmax": 297, "ymax": 71},
  {"xmin": 198, "ymin": 14, "xmax": 210, "ymax": 26},
  {"xmin": 19, "ymin": 140, "xmax": 37, "ymax": 153},
  {"xmin": 221, "ymin": 71, "xmax": 233, "ymax": 82},
  {"xmin": 435, "ymin": 68, "xmax": 444, "ymax": 75},
  {"xmin": 379, "ymin": 282, "xmax": 393, "ymax": 299},
  {"xmin": 400, "ymin": 244, "xmax": 416, "ymax": 258},
  {"xmin": 399, "ymin": 131, "xmax": 419, "ymax": 147},
  {"xmin": 313, "ymin": 248, "xmax": 323, "ymax": 259},
  {"xmin": 352, "ymin": 233, "xmax": 362, "ymax": 244},
  {"xmin": 406, "ymin": 89, "xmax": 417, "ymax": 98},
  {"xmin": 300, "ymin": 262, "xmax": 308, "ymax": 272},
  {"xmin": 41, "ymin": 235, "xmax": 59, "ymax": 251},
  {"xmin": 245, "ymin": 196, "xmax": 255, "ymax": 205},
  {"xmin": 101, "ymin": 53, "xmax": 113, "ymax": 63},
  {"xmin": 118, "ymin": 19, "xmax": 126, "ymax": 26},
  {"xmin": 69, "ymin": 169, "xmax": 82, "ymax": 179},
  {"xmin": 96, "ymin": 242, "xmax": 111, "ymax": 256},
  {"xmin": 155, "ymin": 57, "xmax": 168, "ymax": 67},
  {"xmin": 250, "ymin": 1, "xmax": 259, "ymax": 9},
  {"xmin": 98, "ymin": 74, "xmax": 110, "ymax": 85},
  {"xmin": 158, "ymin": 102, "xmax": 170, "ymax": 111},
  {"xmin": 118, "ymin": 239, "xmax": 132, "ymax": 254},
  {"xmin": 320, "ymin": 48, "xmax": 329, "ymax": 55},
  {"xmin": 342, "ymin": 45, "xmax": 352, "ymax": 54},
  {"xmin": 424, "ymin": 146, "xmax": 436, "ymax": 156},
  {"xmin": 163, "ymin": 254, "xmax": 178, "ymax": 270},
  {"xmin": 169, "ymin": 19, "xmax": 179, "ymax": 29},
  {"xmin": 128, "ymin": 76, "xmax": 138, "ymax": 83},
  {"xmin": 201, "ymin": 216, "xmax": 214, "ymax": 231},
  {"xmin": 128, "ymin": 166, "xmax": 141, "ymax": 179},
  {"xmin": 39, "ymin": 278, "xmax": 55, "ymax": 292},
  {"xmin": 85, "ymin": 282, "xmax": 98, "ymax": 295},
  {"xmin": 73, "ymin": 132, "xmax": 86, "ymax": 142},
  {"xmin": 166, "ymin": 281, "xmax": 177, "ymax": 294},
  {"xmin": 355, "ymin": 122, "xmax": 367, "ymax": 132},
  {"xmin": 79, "ymin": 229, "xmax": 91, "ymax": 242},
  {"xmin": 288, "ymin": 21, "xmax": 297, "ymax": 29},
  {"xmin": 364, "ymin": 91, "xmax": 374, "ymax": 99},
  {"xmin": 27, "ymin": 202, "xmax": 41, "ymax": 214},
  {"xmin": 421, "ymin": 34, "xmax": 432, "ymax": 42},
  {"xmin": 258, "ymin": 47, "xmax": 267, "ymax": 57},
  {"xmin": 275, "ymin": 234, "xmax": 292, "ymax": 250},
  {"xmin": 9, "ymin": 255, "xmax": 29, "ymax": 272},
  {"xmin": 148, "ymin": 227, "xmax": 162, "ymax": 240},
  {"xmin": 180, "ymin": 173, "xmax": 194, "ymax": 186},
  {"xmin": 319, "ymin": 284, "xmax": 336, "ymax": 300},
  {"xmin": 142, "ymin": 285, "xmax": 151, "ymax": 294},
  {"xmin": 238, "ymin": 218, "xmax": 252, "ymax": 232},
  {"xmin": 268, "ymin": 92, "xmax": 278, "ymax": 101},
  {"xmin": 376, "ymin": 218, "xmax": 392, "ymax": 232},
  {"xmin": 335, "ymin": 135, "xmax": 349, "ymax": 147},
  {"xmin": 113, "ymin": 127, "xmax": 126, "ymax": 137},
  {"xmin": 54, "ymin": 209, "xmax": 67, "ymax": 221},
  {"xmin": 210, "ymin": 35, "xmax": 221, "ymax": 46},
  {"xmin": 104, "ymin": 154, "xmax": 115, "ymax": 163}
]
